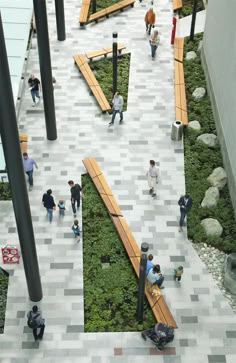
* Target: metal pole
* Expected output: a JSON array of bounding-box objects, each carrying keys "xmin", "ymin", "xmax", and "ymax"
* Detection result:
[
  {"xmin": 190, "ymin": 0, "xmax": 198, "ymax": 41},
  {"xmin": 0, "ymin": 12, "xmax": 42, "ymax": 302},
  {"xmin": 55, "ymin": 0, "xmax": 66, "ymax": 41},
  {"xmin": 112, "ymin": 32, "xmax": 118, "ymax": 96},
  {"xmin": 33, "ymin": 0, "xmax": 57, "ymax": 141},
  {"xmin": 92, "ymin": 0, "xmax": 97, "ymax": 14},
  {"xmin": 137, "ymin": 242, "xmax": 149, "ymax": 322}
]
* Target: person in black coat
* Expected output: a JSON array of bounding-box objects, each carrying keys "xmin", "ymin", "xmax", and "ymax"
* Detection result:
[
  {"xmin": 42, "ymin": 189, "xmax": 56, "ymax": 223},
  {"xmin": 178, "ymin": 194, "xmax": 192, "ymax": 232}
]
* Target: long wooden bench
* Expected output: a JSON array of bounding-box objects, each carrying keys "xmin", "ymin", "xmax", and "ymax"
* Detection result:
[
  {"xmin": 83, "ymin": 157, "xmax": 177, "ymax": 328},
  {"xmin": 174, "ymin": 60, "xmax": 188, "ymax": 125},
  {"xmin": 79, "ymin": 0, "xmax": 91, "ymax": 26},
  {"xmin": 174, "ymin": 37, "xmax": 184, "ymax": 62},
  {"xmin": 73, "ymin": 54, "xmax": 111, "ymax": 113},
  {"xmin": 173, "ymin": 0, "xmax": 182, "ymax": 11},
  {"xmin": 85, "ymin": 43, "xmax": 126, "ymax": 62},
  {"xmin": 19, "ymin": 133, "xmax": 28, "ymax": 154},
  {"xmin": 89, "ymin": 0, "xmax": 135, "ymax": 24}
]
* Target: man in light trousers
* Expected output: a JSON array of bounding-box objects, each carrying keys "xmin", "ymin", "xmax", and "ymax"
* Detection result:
[{"xmin": 147, "ymin": 160, "xmax": 159, "ymax": 197}]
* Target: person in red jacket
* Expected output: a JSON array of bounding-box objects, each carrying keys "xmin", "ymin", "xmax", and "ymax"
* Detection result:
[{"xmin": 144, "ymin": 8, "xmax": 156, "ymax": 35}]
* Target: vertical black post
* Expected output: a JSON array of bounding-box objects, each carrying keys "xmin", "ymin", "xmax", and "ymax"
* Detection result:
[
  {"xmin": 0, "ymin": 13, "xmax": 42, "ymax": 302},
  {"xmin": 33, "ymin": 0, "xmax": 57, "ymax": 141},
  {"xmin": 92, "ymin": 0, "xmax": 97, "ymax": 14},
  {"xmin": 190, "ymin": 0, "xmax": 198, "ymax": 41},
  {"xmin": 112, "ymin": 32, "xmax": 118, "ymax": 96},
  {"xmin": 137, "ymin": 242, "xmax": 149, "ymax": 322},
  {"xmin": 55, "ymin": 0, "xmax": 66, "ymax": 41}
]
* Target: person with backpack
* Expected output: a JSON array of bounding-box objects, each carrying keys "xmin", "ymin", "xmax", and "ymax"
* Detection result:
[
  {"xmin": 68, "ymin": 180, "xmax": 82, "ymax": 217},
  {"xmin": 27, "ymin": 305, "xmax": 45, "ymax": 341}
]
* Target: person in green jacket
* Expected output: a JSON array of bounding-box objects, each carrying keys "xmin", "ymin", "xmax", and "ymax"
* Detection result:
[{"xmin": 173, "ymin": 266, "xmax": 184, "ymax": 282}]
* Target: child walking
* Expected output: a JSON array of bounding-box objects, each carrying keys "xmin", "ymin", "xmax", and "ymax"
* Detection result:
[
  {"xmin": 173, "ymin": 266, "xmax": 184, "ymax": 282},
  {"xmin": 72, "ymin": 219, "xmax": 81, "ymax": 242},
  {"xmin": 58, "ymin": 200, "xmax": 66, "ymax": 216}
]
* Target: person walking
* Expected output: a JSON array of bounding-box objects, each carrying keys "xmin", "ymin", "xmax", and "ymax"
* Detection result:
[
  {"xmin": 42, "ymin": 189, "xmax": 56, "ymax": 223},
  {"xmin": 68, "ymin": 180, "xmax": 82, "ymax": 217},
  {"xmin": 149, "ymin": 30, "xmax": 160, "ymax": 60},
  {"xmin": 144, "ymin": 8, "xmax": 156, "ymax": 35},
  {"xmin": 71, "ymin": 219, "xmax": 81, "ymax": 242},
  {"xmin": 58, "ymin": 200, "xmax": 66, "ymax": 217},
  {"xmin": 173, "ymin": 266, "xmax": 184, "ymax": 282},
  {"xmin": 27, "ymin": 305, "xmax": 45, "ymax": 341},
  {"xmin": 22, "ymin": 152, "xmax": 38, "ymax": 191},
  {"xmin": 28, "ymin": 73, "xmax": 41, "ymax": 106},
  {"xmin": 147, "ymin": 160, "xmax": 159, "ymax": 197},
  {"xmin": 178, "ymin": 194, "xmax": 192, "ymax": 231},
  {"xmin": 109, "ymin": 91, "xmax": 124, "ymax": 126}
]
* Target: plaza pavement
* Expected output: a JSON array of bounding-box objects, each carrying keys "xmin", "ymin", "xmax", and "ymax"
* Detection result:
[{"xmin": 0, "ymin": 0, "xmax": 236, "ymax": 362}]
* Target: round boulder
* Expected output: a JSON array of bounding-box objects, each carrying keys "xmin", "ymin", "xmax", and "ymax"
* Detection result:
[
  {"xmin": 197, "ymin": 133, "xmax": 218, "ymax": 148},
  {"xmin": 188, "ymin": 120, "xmax": 201, "ymax": 131},
  {"xmin": 201, "ymin": 218, "xmax": 223, "ymax": 237},
  {"xmin": 186, "ymin": 51, "xmax": 197, "ymax": 61},
  {"xmin": 207, "ymin": 167, "xmax": 227, "ymax": 190},
  {"xmin": 201, "ymin": 187, "xmax": 219, "ymax": 208},
  {"xmin": 224, "ymin": 253, "xmax": 236, "ymax": 295},
  {"xmin": 192, "ymin": 87, "xmax": 206, "ymax": 100}
]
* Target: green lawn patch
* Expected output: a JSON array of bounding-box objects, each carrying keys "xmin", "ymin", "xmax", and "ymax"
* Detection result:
[
  {"xmin": 183, "ymin": 33, "xmax": 236, "ymax": 253},
  {"xmin": 179, "ymin": 0, "xmax": 205, "ymax": 18},
  {"xmin": 82, "ymin": 173, "xmax": 156, "ymax": 332},
  {"xmin": 0, "ymin": 182, "xmax": 11, "ymax": 200},
  {"xmin": 90, "ymin": 53, "xmax": 130, "ymax": 112},
  {"xmin": 0, "ymin": 269, "xmax": 9, "ymax": 334}
]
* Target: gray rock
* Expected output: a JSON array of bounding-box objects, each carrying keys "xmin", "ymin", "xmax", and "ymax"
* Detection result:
[
  {"xmin": 201, "ymin": 187, "xmax": 219, "ymax": 208},
  {"xmin": 186, "ymin": 51, "xmax": 197, "ymax": 61},
  {"xmin": 207, "ymin": 167, "xmax": 227, "ymax": 190},
  {"xmin": 224, "ymin": 254, "xmax": 236, "ymax": 295},
  {"xmin": 201, "ymin": 218, "xmax": 223, "ymax": 237},
  {"xmin": 188, "ymin": 120, "xmax": 201, "ymax": 131},
  {"xmin": 192, "ymin": 87, "xmax": 206, "ymax": 100},
  {"xmin": 197, "ymin": 133, "xmax": 218, "ymax": 148}
]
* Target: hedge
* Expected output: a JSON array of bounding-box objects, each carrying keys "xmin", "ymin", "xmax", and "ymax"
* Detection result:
[
  {"xmin": 179, "ymin": 0, "xmax": 205, "ymax": 18},
  {"xmin": 0, "ymin": 270, "xmax": 9, "ymax": 334}
]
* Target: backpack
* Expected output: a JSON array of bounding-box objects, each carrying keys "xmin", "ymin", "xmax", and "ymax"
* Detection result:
[{"xmin": 27, "ymin": 311, "xmax": 40, "ymax": 329}]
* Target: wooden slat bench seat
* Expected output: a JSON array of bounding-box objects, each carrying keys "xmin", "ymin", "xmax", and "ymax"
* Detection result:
[
  {"xmin": 83, "ymin": 157, "xmax": 178, "ymax": 328},
  {"xmin": 79, "ymin": 0, "xmax": 91, "ymax": 26},
  {"xmin": 174, "ymin": 37, "xmax": 184, "ymax": 62},
  {"xmin": 88, "ymin": 0, "xmax": 135, "ymax": 24},
  {"xmin": 73, "ymin": 54, "xmax": 111, "ymax": 112},
  {"xmin": 19, "ymin": 133, "xmax": 28, "ymax": 154},
  {"xmin": 174, "ymin": 60, "xmax": 188, "ymax": 125},
  {"xmin": 85, "ymin": 43, "xmax": 126, "ymax": 61},
  {"xmin": 173, "ymin": 0, "xmax": 182, "ymax": 11}
]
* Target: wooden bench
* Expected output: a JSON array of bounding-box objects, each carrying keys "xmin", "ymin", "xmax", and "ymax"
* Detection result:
[
  {"xmin": 83, "ymin": 157, "xmax": 178, "ymax": 328},
  {"xmin": 79, "ymin": 0, "xmax": 91, "ymax": 26},
  {"xmin": 174, "ymin": 60, "xmax": 188, "ymax": 125},
  {"xmin": 174, "ymin": 37, "xmax": 184, "ymax": 62},
  {"xmin": 19, "ymin": 133, "xmax": 28, "ymax": 154},
  {"xmin": 85, "ymin": 44, "xmax": 126, "ymax": 62},
  {"xmin": 173, "ymin": 0, "xmax": 182, "ymax": 11},
  {"xmin": 73, "ymin": 54, "xmax": 111, "ymax": 112},
  {"xmin": 89, "ymin": 0, "xmax": 136, "ymax": 24}
]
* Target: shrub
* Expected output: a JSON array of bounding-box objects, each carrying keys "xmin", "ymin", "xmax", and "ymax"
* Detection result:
[
  {"xmin": 0, "ymin": 270, "xmax": 9, "ymax": 334},
  {"xmin": 0, "ymin": 182, "xmax": 11, "ymax": 200},
  {"xmin": 179, "ymin": 0, "xmax": 205, "ymax": 18}
]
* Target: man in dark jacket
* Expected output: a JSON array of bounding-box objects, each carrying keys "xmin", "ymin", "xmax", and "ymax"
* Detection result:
[
  {"xmin": 27, "ymin": 305, "xmax": 45, "ymax": 341},
  {"xmin": 178, "ymin": 194, "xmax": 192, "ymax": 232},
  {"xmin": 42, "ymin": 189, "xmax": 56, "ymax": 223},
  {"xmin": 68, "ymin": 180, "xmax": 82, "ymax": 217}
]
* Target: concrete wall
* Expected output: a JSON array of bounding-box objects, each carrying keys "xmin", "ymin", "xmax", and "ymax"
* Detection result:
[{"xmin": 202, "ymin": 0, "xmax": 236, "ymax": 214}]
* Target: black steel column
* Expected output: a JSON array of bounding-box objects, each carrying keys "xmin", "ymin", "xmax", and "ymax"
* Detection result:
[
  {"xmin": 190, "ymin": 0, "xmax": 198, "ymax": 41},
  {"xmin": 55, "ymin": 0, "xmax": 66, "ymax": 41},
  {"xmin": 33, "ymin": 0, "xmax": 57, "ymax": 140},
  {"xmin": 112, "ymin": 32, "xmax": 118, "ymax": 96},
  {"xmin": 92, "ymin": 0, "xmax": 97, "ymax": 14},
  {"xmin": 137, "ymin": 242, "xmax": 149, "ymax": 322},
  {"xmin": 0, "ymin": 13, "xmax": 42, "ymax": 302}
]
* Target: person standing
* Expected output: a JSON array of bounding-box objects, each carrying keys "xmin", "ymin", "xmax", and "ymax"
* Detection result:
[
  {"xmin": 109, "ymin": 91, "xmax": 124, "ymax": 126},
  {"xmin": 149, "ymin": 30, "xmax": 160, "ymax": 60},
  {"xmin": 173, "ymin": 266, "xmax": 184, "ymax": 282},
  {"xmin": 22, "ymin": 152, "xmax": 38, "ymax": 191},
  {"xmin": 28, "ymin": 74, "xmax": 41, "ymax": 107},
  {"xmin": 68, "ymin": 180, "xmax": 82, "ymax": 217},
  {"xmin": 178, "ymin": 194, "xmax": 192, "ymax": 232},
  {"xmin": 147, "ymin": 160, "xmax": 159, "ymax": 197},
  {"xmin": 27, "ymin": 305, "xmax": 45, "ymax": 341},
  {"xmin": 144, "ymin": 8, "xmax": 156, "ymax": 35},
  {"xmin": 58, "ymin": 200, "xmax": 66, "ymax": 217},
  {"xmin": 42, "ymin": 189, "xmax": 56, "ymax": 223}
]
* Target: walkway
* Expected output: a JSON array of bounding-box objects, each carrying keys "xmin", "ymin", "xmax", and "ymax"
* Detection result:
[{"xmin": 0, "ymin": 0, "xmax": 236, "ymax": 362}]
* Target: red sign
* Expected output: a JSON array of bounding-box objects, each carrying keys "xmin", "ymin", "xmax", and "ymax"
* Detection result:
[{"xmin": 2, "ymin": 246, "xmax": 20, "ymax": 264}]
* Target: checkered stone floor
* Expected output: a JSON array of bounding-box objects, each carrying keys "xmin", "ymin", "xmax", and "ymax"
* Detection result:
[{"xmin": 0, "ymin": 0, "xmax": 236, "ymax": 362}]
